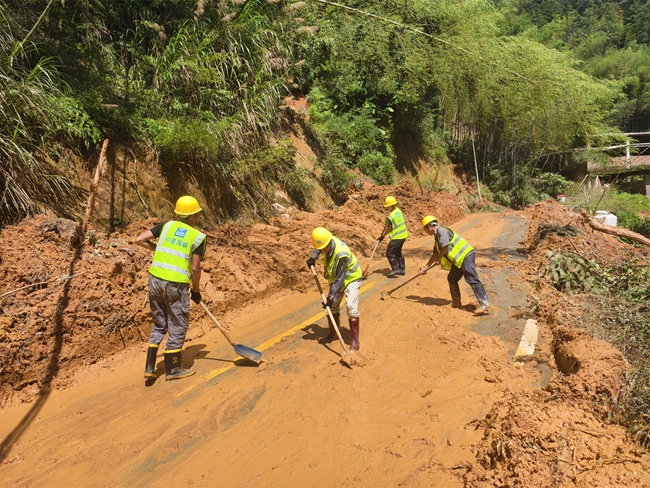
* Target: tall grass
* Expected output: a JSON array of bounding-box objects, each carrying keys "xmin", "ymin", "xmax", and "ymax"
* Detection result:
[{"xmin": 0, "ymin": 45, "xmax": 97, "ymax": 224}]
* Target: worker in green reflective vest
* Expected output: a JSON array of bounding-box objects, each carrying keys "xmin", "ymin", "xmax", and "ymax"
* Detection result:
[
  {"xmin": 377, "ymin": 195, "xmax": 408, "ymax": 278},
  {"xmin": 135, "ymin": 195, "xmax": 207, "ymax": 381},
  {"xmin": 307, "ymin": 227, "xmax": 363, "ymax": 350},
  {"xmin": 419, "ymin": 215, "xmax": 489, "ymax": 315}
]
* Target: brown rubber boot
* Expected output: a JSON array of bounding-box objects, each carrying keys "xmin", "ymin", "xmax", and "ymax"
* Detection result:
[
  {"xmin": 319, "ymin": 312, "xmax": 340, "ymax": 343},
  {"xmin": 144, "ymin": 344, "xmax": 159, "ymax": 379},
  {"xmin": 349, "ymin": 317, "xmax": 360, "ymax": 351}
]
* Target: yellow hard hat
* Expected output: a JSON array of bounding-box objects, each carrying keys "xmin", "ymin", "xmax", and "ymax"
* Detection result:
[
  {"xmin": 174, "ymin": 195, "xmax": 203, "ymax": 216},
  {"xmin": 311, "ymin": 227, "xmax": 332, "ymax": 250},
  {"xmin": 422, "ymin": 215, "xmax": 438, "ymax": 229},
  {"xmin": 384, "ymin": 196, "xmax": 397, "ymax": 207}
]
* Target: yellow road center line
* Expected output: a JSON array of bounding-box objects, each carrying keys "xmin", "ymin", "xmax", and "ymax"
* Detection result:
[
  {"xmin": 203, "ymin": 280, "xmax": 377, "ymax": 381},
  {"xmin": 176, "ymin": 385, "xmax": 195, "ymax": 397}
]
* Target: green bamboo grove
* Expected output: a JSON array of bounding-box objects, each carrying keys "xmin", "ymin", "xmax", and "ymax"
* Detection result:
[{"xmin": 1, "ymin": 0, "xmax": 649, "ymax": 225}]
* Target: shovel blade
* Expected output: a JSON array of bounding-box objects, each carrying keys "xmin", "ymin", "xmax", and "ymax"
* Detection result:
[
  {"xmin": 341, "ymin": 350, "xmax": 367, "ymax": 368},
  {"xmin": 234, "ymin": 344, "xmax": 263, "ymax": 364}
]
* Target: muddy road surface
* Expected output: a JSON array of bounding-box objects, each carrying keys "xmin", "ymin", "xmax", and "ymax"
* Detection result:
[{"xmin": 1, "ymin": 211, "xmax": 648, "ymax": 487}]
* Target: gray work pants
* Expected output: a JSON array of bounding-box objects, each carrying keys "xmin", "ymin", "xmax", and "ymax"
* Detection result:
[
  {"xmin": 147, "ymin": 275, "xmax": 190, "ymax": 350},
  {"xmin": 447, "ymin": 251, "xmax": 489, "ymax": 305}
]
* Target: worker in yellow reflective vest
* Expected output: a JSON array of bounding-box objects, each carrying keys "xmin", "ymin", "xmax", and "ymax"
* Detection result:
[
  {"xmin": 419, "ymin": 216, "xmax": 489, "ymax": 315},
  {"xmin": 135, "ymin": 195, "xmax": 207, "ymax": 381},
  {"xmin": 377, "ymin": 196, "xmax": 408, "ymax": 278},
  {"xmin": 307, "ymin": 227, "xmax": 363, "ymax": 350}
]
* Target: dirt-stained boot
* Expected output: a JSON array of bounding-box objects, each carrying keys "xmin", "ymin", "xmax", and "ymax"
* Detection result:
[
  {"xmin": 164, "ymin": 349, "xmax": 195, "ymax": 381},
  {"xmin": 319, "ymin": 312, "xmax": 340, "ymax": 344},
  {"xmin": 449, "ymin": 283, "xmax": 462, "ymax": 309},
  {"xmin": 387, "ymin": 259, "xmax": 400, "ymax": 278},
  {"xmin": 471, "ymin": 283, "xmax": 490, "ymax": 315},
  {"xmin": 349, "ymin": 317, "xmax": 360, "ymax": 351},
  {"xmin": 397, "ymin": 256, "xmax": 406, "ymax": 276},
  {"xmin": 144, "ymin": 344, "xmax": 159, "ymax": 379}
]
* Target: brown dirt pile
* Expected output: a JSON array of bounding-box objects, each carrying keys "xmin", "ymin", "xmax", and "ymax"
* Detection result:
[
  {"xmin": 466, "ymin": 200, "xmax": 650, "ymax": 486},
  {"xmin": 0, "ymin": 180, "xmax": 463, "ymax": 404}
]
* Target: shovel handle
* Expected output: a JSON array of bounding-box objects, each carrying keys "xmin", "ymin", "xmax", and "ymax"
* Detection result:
[
  {"xmin": 200, "ymin": 301, "xmax": 235, "ymax": 346},
  {"xmin": 310, "ymin": 265, "xmax": 351, "ymax": 356},
  {"xmin": 362, "ymin": 239, "xmax": 380, "ymax": 276},
  {"xmin": 386, "ymin": 273, "xmax": 420, "ymax": 296}
]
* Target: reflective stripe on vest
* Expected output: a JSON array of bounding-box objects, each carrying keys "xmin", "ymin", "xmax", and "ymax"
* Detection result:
[
  {"xmin": 323, "ymin": 237, "xmax": 362, "ymax": 286},
  {"xmin": 435, "ymin": 227, "xmax": 474, "ymax": 270},
  {"xmin": 388, "ymin": 207, "xmax": 408, "ymax": 240},
  {"xmin": 150, "ymin": 221, "xmax": 206, "ymax": 283}
]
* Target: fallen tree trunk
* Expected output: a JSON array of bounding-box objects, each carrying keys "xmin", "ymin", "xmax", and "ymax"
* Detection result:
[{"xmin": 585, "ymin": 214, "xmax": 650, "ymax": 248}]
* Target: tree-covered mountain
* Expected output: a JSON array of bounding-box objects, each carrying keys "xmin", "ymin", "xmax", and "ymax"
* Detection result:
[{"xmin": 0, "ymin": 0, "xmax": 648, "ymax": 226}]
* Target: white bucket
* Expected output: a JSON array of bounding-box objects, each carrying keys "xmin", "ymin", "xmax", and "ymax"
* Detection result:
[{"xmin": 595, "ymin": 211, "xmax": 617, "ymax": 227}]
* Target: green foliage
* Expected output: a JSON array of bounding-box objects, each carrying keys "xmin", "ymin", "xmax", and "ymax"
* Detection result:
[
  {"xmin": 545, "ymin": 250, "xmax": 604, "ymax": 293},
  {"xmin": 317, "ymin": 157, "xmax": 354, "ymax": 204},
  {"xmin": 0, "ymin": 0, "xmax": 644, "ymax": 225},
  {"xmin": 617, "ymin": 212, "xmax": 650, "ymax": 238},
  {"xmin": 535, "ymin": 170, "xmax": 571, "ymax": 198},
  {"xmin": 487, "ymin": 167, "xmax": 569, "ymax": 208},
  {"xmin": 358, "ymin": 151, "xmax": 395, "ymax": 185},
  {"xmin": 594, "ymin": 188, "xmax": 650, "ymax": 216},
  {"xmin": 545, "ymin": 249, "xmax": 650, "ymax": 300},
  {"xmin": 0, "ymin": 46, "xmax": 96, "ymax": 223},
  {"xmin": 515, "ymin": 0, "xmax": 650, "ymax": 131},
  {"xmin": 251, "ymin": 140, "xmax": 313, "ymax": 212},
  {"xmin": 307, "ymin": 87, "xmax": 396, "ymax": 188}
]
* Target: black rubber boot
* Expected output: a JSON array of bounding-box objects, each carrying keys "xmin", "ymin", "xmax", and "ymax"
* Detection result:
[
  {"xmin": 144, "ymin": 344, "xmax": 159, "ymax": 379},
  {"xmin": 164, "ymin": 350, "xmax": 195, "ymax": 381},
  {"xmin": 471, "ymin": 283, "xmax": 490, "ymax": 315},
  {"xmin": 450, "ymin": 283, "xmax": 462, "ymax": 309},
  {"xmin": 397, "ymin": 257, "xmax": 406, "ymax": 276},
  {"xmin": 319, "ymin": 312, "xmax": 340, "ymax": 344},
  {"xmin": 387, "ymin": 259, "xmax": 400, "ymax": 278},
  {"xmin": 349, "ymin": 317, "xmax": 360, "ymax": 351}
]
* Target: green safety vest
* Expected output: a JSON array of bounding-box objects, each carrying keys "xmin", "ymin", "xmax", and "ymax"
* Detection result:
[
  {"xmin": 435, "ymin": 227, "xmax": 474, "ymax": 270},
  {"xmin": 388, "ymin": 207, "xmax": 408, "ymax": 240},
  {"xmin": 150, "ymin": 221, "xmax": 206, "ymax": 284},
  {"xmin": 322, "ymin": 237, "xmax": 362, "ymax": 286}
]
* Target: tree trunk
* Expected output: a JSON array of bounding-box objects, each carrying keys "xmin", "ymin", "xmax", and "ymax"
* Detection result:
[{"xmin": 585, "ymin": 214, "xmax": 650, "ymax": 248}]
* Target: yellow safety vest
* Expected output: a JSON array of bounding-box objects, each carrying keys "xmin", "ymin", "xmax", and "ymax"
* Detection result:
[
  {"xmin": 323, "ymin": 237, "xmax": 362, "ymax": 286},
  {"xmin": 388, "ymin": 207, "xmax": 408, "ymax": 240},
  {"xmin": 435, "ymin": 227, "xmax": 474, "ymax": 270},
  {"xmin": 150, "ymin": 221, "xmax": 206, "ymax": 284}
]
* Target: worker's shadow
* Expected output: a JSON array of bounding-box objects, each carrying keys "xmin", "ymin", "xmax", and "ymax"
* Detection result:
[
  {"xmin": 187, "ymin": 343, "xmax": 260, "ymax": 367},
  {"xmin": 301, "ymin": 322, "xmax": 350, "ymax": 344},
  {"xmin": 404, "ymin": 295, "xmax": 450, "ymax": 306}
]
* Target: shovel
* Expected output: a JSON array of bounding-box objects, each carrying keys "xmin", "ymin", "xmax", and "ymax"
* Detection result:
[
  {"xmin": 381, "ymin": 273, "xmax": 421, "ymax": 300},
  {"xmin": 200, "ymin": 301, "xmax": 263, "ymax": 364},
  {"xmin": 361, "ymin": 239, "xmax": 380, "ymax": 279},
  {"xmin": 310, "ymin": 266, "xmax": 366, "ymax": 367}
]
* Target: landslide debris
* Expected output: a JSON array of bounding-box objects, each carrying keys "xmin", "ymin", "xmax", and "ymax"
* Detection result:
[
  {"xmin": 0, "ymin": 179, "xmax": 464, "ymax": 404},
  {"xmin": 466, "ymin": 200, "xmax": 650, "ymax": 486}
]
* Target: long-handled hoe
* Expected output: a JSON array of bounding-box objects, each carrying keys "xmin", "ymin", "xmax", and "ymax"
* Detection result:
[
  {"xmin": 361, "ymin": 239, "xmax": 380, "ymax": 279},
  {"xmin": 310, "ymin": 265, "xmax": 366, "ymax": 367},
  {"xmin": 380, "ymin": 273, "xmax": 421, "ymax": 300}
]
